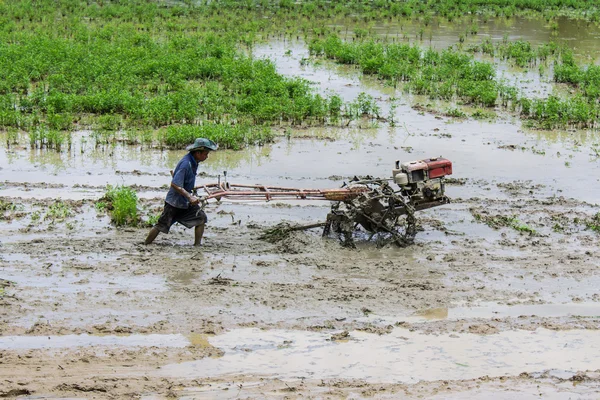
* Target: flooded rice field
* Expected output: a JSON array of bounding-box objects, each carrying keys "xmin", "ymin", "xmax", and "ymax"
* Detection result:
[{"xmin": 2, "ymin": 16, "xmax": 600, "ymax": 400}]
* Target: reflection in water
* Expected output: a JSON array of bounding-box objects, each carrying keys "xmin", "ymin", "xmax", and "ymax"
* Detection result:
[{"xmin": 0, "ymin": 130, "xmax": 276, "ymax": 173}]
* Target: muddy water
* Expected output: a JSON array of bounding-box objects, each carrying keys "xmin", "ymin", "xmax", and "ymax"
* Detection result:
[
  {"xmin": 158, "ymin": 327, "xmax": 600, "ymax": 383},
  {"xmin": 367, "ymin": 16, "xmax": 600, "ymax": 59}
]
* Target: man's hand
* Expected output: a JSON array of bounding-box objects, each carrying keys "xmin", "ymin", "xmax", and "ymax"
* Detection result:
[{"xmin": 189, "ymin": 195, "xmax": 200, "ymax": 206}]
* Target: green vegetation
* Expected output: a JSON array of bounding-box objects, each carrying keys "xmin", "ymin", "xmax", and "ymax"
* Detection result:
[
  {"xmin": 472, "ymin": 210, "xmax": 537, "ymax": 235},
  {"xmin": 0, "ymin": 0, "xmax": 599, "ymax": 149},
  {"xmin": 29, "ymin": 126, "xmax": 72, "ymax": 150},
  {"xmin": 309, "ymin": 36, "xmax": 511, "ymax": 107},
  {"xmin": 0, "ymin": 199, "xmax": 17, "ymax": 212},
  {"xmin": 159, "ymin": 124, "xmax": 273, "ymax": 150},
  {"xmin": 586, "ymin": 212, "xmax": 600, "ymax": 233},
  {"xmin": 101, "ymin": 185, "xmax": 139, "ymax": 227},
  {"xmin": 467, "ymin": 38, "xmax": 560, "ymax": 68},
  {"xmin": 146, "ymin": 212, "xmax": 161, "ymax": 228},
  {"xmin": 0, "ymin": 1, "xmax": 403, "ymax": 151},
  {"xmin": 45, "ymin": 201, "xmax": 72, "ymax": 222},
  {"xmin": 310, "ymin": 35, "xmax": 600, "ymax": 129},
  {"xmin": 31, "ymin": 210, "xmax": 41, "ymax": 221}
]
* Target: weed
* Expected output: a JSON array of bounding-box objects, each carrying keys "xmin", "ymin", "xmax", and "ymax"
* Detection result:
[
  {"xmin": 446, "ymin": 108, "xmax": 467, "ymax": 118},
  {"xmin": 31, "ymin": 211, "xmax": 40, "ymax": 221},
  {"xmin": 471, "ymin": 109, "xmax": 495, "ymax": 119},
  {"xmin": 95, "ymin": 201, "xmax": 108, "ymax": 212},
  {"xmin": 102, "ymin": 185, "xmax": 139, "ymax": 227},
  {"xmin": 146, "ymin": 213, "xmax": 161, "ymax": 227},
  {"xmin": 472, "ymin": 210, "xmax": 537, "ymax": 235},
  {"xmin": 6, "ymin": 129, "xmax": 19, "ymax": 146},
  {"xmin": 586, "ymin": 213, "xmax": 600, "ymax": 233},
  {"xmin": 29, "ymin": 126, "xmax": 72, "ymax": 151},
  {"xmin": 0, "ymin": 199, "xmax": 17, "ymax": 212},
  {"xmin": 45, "ymin": 201, "xmax": 72, "ymax": 222}
]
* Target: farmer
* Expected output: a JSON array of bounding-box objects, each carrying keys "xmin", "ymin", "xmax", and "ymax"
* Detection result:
[{"xmin": 145, "ymin": 138, "xmax": 218, "ymax": 246}]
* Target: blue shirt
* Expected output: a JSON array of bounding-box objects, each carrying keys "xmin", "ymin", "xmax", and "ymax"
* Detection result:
[{"xmin": 165, "ymin": 153, "xmax": 198, "ymax": 209}]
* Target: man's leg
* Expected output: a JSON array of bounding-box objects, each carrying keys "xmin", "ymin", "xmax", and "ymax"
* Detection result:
[
  {"xmin": 194, "ymin": 224, "xmax": 205, "ymax": 246},
  {"xmin": 145, "ymin": 227, "xmax": 160, "ymax": 245},
  {"xmin": 146, "ymin": 203, "xmax": 175, "ymax": 245}
]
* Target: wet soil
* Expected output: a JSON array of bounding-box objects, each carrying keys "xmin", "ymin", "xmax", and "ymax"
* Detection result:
[
  {"xmin": 1, "ymin": 186, "xmax": 599, "ymax": 398},
  {"xmin": 2, "ymin": 18, "xmax": 600, "ymax": 398}
]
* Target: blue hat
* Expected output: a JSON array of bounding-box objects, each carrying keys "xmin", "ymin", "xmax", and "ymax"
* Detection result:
[{"xmin": 186, "ymin": 138, "xmax": 218, "ymax": 152}]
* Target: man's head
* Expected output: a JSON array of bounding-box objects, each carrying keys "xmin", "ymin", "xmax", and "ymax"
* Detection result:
[{"xmin": 186, "ymin": 138, "xmax": 218, "ymax": 162}]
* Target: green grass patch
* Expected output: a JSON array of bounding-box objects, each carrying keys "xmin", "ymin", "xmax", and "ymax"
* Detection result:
[
  {"xmin": 0, "ymin": 199, "xmax": 17, "ymax": 212},
  {"xmin": 145, "ymin": 212, "xmax": 161, "ymax": 228},
  {"xmin": 586, "ymin": 212, "xmax": 600, "ymax": 233},
  {"xmin": 472, "ymin": 210, "xmax": 538, "ymax": 235},
  {"xmin": 310, "ymin": 35, "xmax": 600, "ymax": 129},
  {"xmin": 45, "ymin": 200, "xmax": 72, "ymax": 222},
  {"xmin": 309, "ymin": 35, "xmax": 510, "ymax": 108},
  {"xmin": 158, "ymin": 123, "xmax": 273, "ymax": 150},
  {"xmin": 1, "ymin": 1, "xmax": 599, "ymax": 143},
  {"xmin": 101, "ymin": 185, "xmax": 139, "ymax": 227}
]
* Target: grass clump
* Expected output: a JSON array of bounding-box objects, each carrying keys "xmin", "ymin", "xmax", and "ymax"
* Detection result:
[
  {"xmin": 471, "ymin": 210, "xmax": 537, "ymax": 235},
  {"xmin": 145, "ymin": 212, "xmax": 161, "ymax": 228},
  {"xmin": 101, "ymin": 185, "xmax": 139, "ymax": 227},
  {"xmin": 0, "ymin": 199, "xmax": 17, "ymax": 212},
  {"xmin": 586, "ymin": 213, "xmax": 600, "ymax": 233},
  {"xmin": 29, "ymin": 126, "xmax": 72, "ymax": 151},
  {"xmin": 45, "ymin": 201, "xmax": 72, "ymax": 222}
]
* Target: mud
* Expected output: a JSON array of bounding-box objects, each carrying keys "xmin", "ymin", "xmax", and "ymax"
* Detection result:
[
  {"xmin": 2, "ymin": 22, "xmax": 600, "ymax": 398},
  {"xmin": 1, "ymin": 187, "xmax": 600, "ymax": 397}
]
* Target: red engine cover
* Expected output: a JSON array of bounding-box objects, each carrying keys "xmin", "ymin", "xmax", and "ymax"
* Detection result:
[{"xmin": 424, "ymin": 157, "xmax": 452, "ymax": 179}]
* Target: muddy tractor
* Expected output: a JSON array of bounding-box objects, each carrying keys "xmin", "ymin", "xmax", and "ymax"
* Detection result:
[{"xmin": 196, "ymin": 157, "xmax": 452, "ymax": 248}]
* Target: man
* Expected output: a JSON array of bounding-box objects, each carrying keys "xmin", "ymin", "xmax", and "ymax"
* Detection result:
[{"xmin": 145, "ymin": 138, "xmax": 218, "ymax": 246}]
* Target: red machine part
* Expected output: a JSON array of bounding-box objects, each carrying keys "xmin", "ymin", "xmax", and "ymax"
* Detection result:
[{"xmin": 423, "ymin": 157, "xmax": 452, "ymax": 179}]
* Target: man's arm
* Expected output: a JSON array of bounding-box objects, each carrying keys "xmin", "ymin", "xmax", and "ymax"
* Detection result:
[
  {"xmin": 170, "ymin": 182, "xmax": 200, "ymax": 205},
  {"xmin": 171, "ymin": 162, "xmax": 199, "ymax": 206}
]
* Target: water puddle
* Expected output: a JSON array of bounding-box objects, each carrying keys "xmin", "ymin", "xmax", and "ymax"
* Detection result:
[
  {"xmin": 0, "ymin": 333, "xmax": 189, "ymax": 350},
  {"xmin": 157, "ymin": 327, "xmax": 600, "ymax": 383}
]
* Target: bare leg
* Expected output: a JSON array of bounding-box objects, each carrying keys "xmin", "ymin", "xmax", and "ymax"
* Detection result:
[
  {"xmin": 194, "ymin": 224, "xmax": 205, "ymax": 246},
  {"xmin": 145, "ymin": 227, "xmax": 160, "ymax": 245}
]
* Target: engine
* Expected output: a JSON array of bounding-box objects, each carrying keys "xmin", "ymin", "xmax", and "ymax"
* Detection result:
[{"xmin": 392, "ymin": 157, "xmax": 452, "ymax": 205}]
